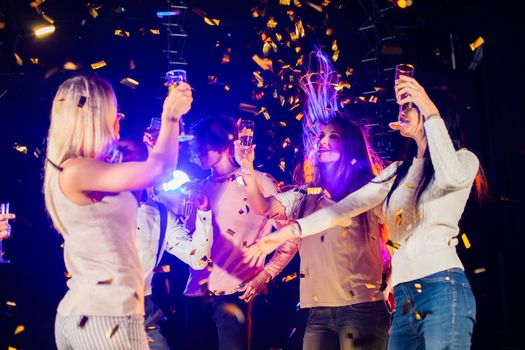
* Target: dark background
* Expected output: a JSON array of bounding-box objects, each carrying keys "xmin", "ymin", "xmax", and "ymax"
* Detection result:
[{"xmin": 1, "ymin": 0, "xmax": 524, "ymax": 349}]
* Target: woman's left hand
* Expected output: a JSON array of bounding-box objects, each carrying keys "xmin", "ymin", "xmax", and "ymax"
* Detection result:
[
  {"xmin": 395, "ymin": 75, "xmax": 439, "ymax": 118},
  {"xmin": 243, "ymin": 224, "xmax": 296, "ymax": 267}
]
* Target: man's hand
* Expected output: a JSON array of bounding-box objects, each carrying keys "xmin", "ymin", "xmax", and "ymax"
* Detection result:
[
  {"xmin": 0, "ymin": 213, "xmax": 15, "ymax": 240},
  {"xmin": 238, "ymin": 269, "xmax": 272, "ymax": 303}
]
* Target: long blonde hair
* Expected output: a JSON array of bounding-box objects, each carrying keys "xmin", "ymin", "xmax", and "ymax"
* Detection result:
[{"xmin": 44, "ymin": 75, "xmax": 117, "ymax": 234}]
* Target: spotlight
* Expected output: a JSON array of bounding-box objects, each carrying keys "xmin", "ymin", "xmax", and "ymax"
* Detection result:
[
  {"xmin": 162, "ymin": 170, "xmax": 190, "ymax": 191},
  {"xmin": 34, "ymin": 24, "xmax": 55, "ymax": 38}
]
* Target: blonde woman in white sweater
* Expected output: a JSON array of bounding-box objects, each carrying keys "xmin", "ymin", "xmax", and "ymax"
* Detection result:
[{"xmin": 245, "ymin": 75, "xmax": 482, "ymax": 349}]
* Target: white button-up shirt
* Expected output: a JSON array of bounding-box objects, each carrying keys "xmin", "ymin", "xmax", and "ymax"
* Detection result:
[{"xmin": 135, "ymin": 199, "xmax": 213, "ymax": 296}]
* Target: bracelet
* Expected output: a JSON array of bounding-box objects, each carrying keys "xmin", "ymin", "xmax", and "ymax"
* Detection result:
[{"xmin": 423, "ymin": 112, "xmax": 440, "ymax": 122}]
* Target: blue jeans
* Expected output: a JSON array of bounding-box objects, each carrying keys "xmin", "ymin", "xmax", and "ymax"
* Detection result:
[
  {"xmin": 303, "ymin": 301, "xmax": 391, "ymax": 350},
  {"xmin": 388, "ymin": 268, "xmax": 476, "ymax": 350},
  {"xmin": 144, "ymin": 296, "xmax": 170, "ymax": 350}
]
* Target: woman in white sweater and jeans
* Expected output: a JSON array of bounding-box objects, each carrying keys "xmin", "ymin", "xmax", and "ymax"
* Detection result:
[{"xmin": 245, "ymin": 75, "xmax": 481, "ymax": 349}]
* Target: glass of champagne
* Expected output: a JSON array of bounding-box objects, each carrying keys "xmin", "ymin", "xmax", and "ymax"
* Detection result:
[
  {"xmin": 147, "ymin": 117, "xmax": 162, "ymax": 139},
  {"xmin": 238, "ymin": 119, "xmax": 255, "ymax": 174},
  {"xmin": 1, "ymin": 202, "xmax": 10, "ymax": 264},
  {"xmin": 166, "ymin": 69, "xmax": 194, "ymax": 142},
  {"xmin": 394, "ymin": 63, "xmax": 415, "ymax": 125}
]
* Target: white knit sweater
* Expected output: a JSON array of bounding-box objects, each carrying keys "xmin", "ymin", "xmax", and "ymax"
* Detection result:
[{"xmin": 297, "ymin": 118, "xmax": 479, "ymax": 286}]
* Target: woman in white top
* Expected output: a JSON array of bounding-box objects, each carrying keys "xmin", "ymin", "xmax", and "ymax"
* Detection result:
[
  {"xmin": 44, "ymin": 75, "xmax": 192, "ymax": 349},
  {"xmin": 245, "ymin": 75, "xmax": 482, "ymax": 349}
]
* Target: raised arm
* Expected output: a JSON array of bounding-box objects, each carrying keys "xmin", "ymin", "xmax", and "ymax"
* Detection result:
[
  {"xmin": 234, "ymin": 141, "xmax": 287, "ymax": 219},
  {"xmin": 424, "ymin": 118, "xmax": 479, "ymax": 190},
  {"xmin": 61, "ymin": 83, "xmax": 192, "ymax": 196},
  {"xmin": 394, "ymin": 75, "xmax": 479, "ymax": 190}
]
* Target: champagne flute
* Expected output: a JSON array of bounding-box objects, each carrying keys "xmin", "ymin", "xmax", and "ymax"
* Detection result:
[
  {"xmin": 238, "ymin": 119, "xmax": 255, "ymax": 174},
  {"xmin": 1, "ymin": 202, "xmax": 11, "ymax": 264},
  {"xmin": 394, "ymin": 63, "xmax": 415, "ymax": 125},
  {"xmin": 166, "ymin": 69, "xmax": 194, "ymax": 142}
]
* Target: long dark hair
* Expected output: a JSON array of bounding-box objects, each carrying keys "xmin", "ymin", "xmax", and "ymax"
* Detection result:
[
  {"xmin": 384, "ymin": 88, "xmax": 489, "ymax": 206},
  {"xmin": 312, "ymin": 116, "xmax": 379, "ymax": 201}
]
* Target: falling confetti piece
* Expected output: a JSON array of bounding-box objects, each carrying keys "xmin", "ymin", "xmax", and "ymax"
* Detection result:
[
  {"xmin": 86, "ymin": 3, "xmax": 101, "ymax": 18},
  {"xmin": 13, "ymin": 325, "xmax": 25, "ymax": 335},
  {"xmin": 267, "ymin": 17, "xmax": 278, "ymax": 29},
  {"xmin": 8, "ymin": 347, "xmax": 17, "ymax": 350},
  {"xmin": 97, "ymin": 278, "xmax": 113, "ymax": 285},
  {"xmin": 13, "ymin": 143, "xmax": 28, "ymax": 154},
  {"xmin": 307, "ymin": 187, "xmax": 322, "ymax": 195},
  {"xmin": 386, "ymin": 240, "xmax": 401, "ymax": 249},
  {"xmin": 395, "ymin": 209, "xmax": 403, "ymax": 225},
  {"xmin": 6, "ymin": 301, "xmax": 17, "ymax": 307},
  {"xmin": 474, "ymin": 267, "xmax": 486, "ymax": 274},
  {"xmin": 469, "ymin": 36, "xmax": 484, "ymax": 51},
  {"xmin": 45, "ymin": 66, "xmax": 60, "ymax": 79},
  {"xmin": 304, "ymin": 0, "xmax": 323, "ymax": 12},
  {"xmin": 198, "ymin": 279, "xmax": 208, "ymax": 286},
  {"xmin": 30, "ymin": 0, "xmax": 45, "ymax": 7},
  {"xmin": 223, "ymin": 303, "xmax": 246, "ymax": 323},
  {"xmin": 91, "ymin": 61, "xmax": 107, "ymax": 69},
  {"xmin": 14, "ymin": 53, "xmax": 23, "ymax": 66},
  {"xmin": 341, "ymin": 228, "xmax": 348, "ymax": 238},
  {"xmin": 65, "ymin": 272, "xmax": 72, "ymax": 278},
  {"xmin": 120, "ymin": 77, "xmax": 139, "ymax": 89},
  {"xmin": 282, "ymin": 272, "xmax": 298, "ymax": 283},
  {"xmin": 42, "ymin": 13, "xmax": 54, "ymax": 24},
  {"xmin": 204, "ymin": 17, "xmax": 220, "ymax": 26},
  {"xmin": 279, "ymin": 0, "xmax": 291, "ymax": 5},
  {"xmin": 190, "ymin": 248, "xmax": 197, "ymax": 256},
  {"xmin": 78, "ymin": 315, "xmax": 89, "ymax": 328},
  {"xmin": 461, "ymin": 233, "xmax": 471, "ymax": 249},
  {"xmin": 63, "ymin": 61, "xmax": 79, "ymax": 70},
  {"xmin": 415, "ymin": 312, "xmax": 422, "ymax": 320},
  {"xmin": 365, "ymin": 283, "xmax": 377, "ymax": 289},
  {"xmin": 252, "ymin": 54, "xmax": 273, "ymax": 71},
  {"xmin": 106, "ymin": 324, "xmax": 119, "ymax": 338},
  {"xmin": 150, "ymin": 29, "xmax": 160, "ymax": 35},
  {"xmin": 414, "ymin": 283, "xmax": 422, "ymax": 293},
  {"xmin": 406, "ymin": 183, "xmax": 413, "ymax": 189},
  {"xmin": 114, "ymin": 29, "xmax": 130, "ymax": 37},
  {"xmin": 222, "ymin": 48, "xmax": 231, "ymax": 64}
]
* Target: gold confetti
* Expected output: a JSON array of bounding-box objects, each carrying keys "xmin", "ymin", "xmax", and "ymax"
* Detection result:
[
  {"xmin": 13, "ymin": 143, "xmax": 28, "ymax": 154},
  {"xmin": 8, "ymin": 347, "xmax": 17, "ymax": 350},
  {"xmin": 154, "ymin": 265, "xmax": 171, "ymax": 273},
  {"xmin": 414, "ymin": 283, "xmax": 422, "ymax": 293},
  {"xmin": 147, "ymin": 336, "xmax": 154, "ymax": 343},
  {"xmin": 279, "ymin": 121, "xmax": 287, "ymax": 127},
  {"xmin": 14, "ymin": 325, "xmax": 25, "ymax": 335},
  {"xmin": 267, "ymin": 17, "xmax": 278, "ymax": 29},
  {"xmin": 341, "ymin": 228, "xmax": 348, "ymax": 238},
  {"xmin": 295, "ymin": 112, "xmax": 304, "ymax": 121},
  {"xmin": 63, "ymin": 61, "xmax": 79, "ymax": 70},
  {"xmin": 307, "ymin": 187, "xmax": 322, "ymax": 195},
  {"xmin": 395, "ymin": 209, "xmax": 403, "ymax": 225},
  {"xmin": 251, "ymin": 54, "xmax": 273, "ymax": 71},
  {"xmin": 369, "ymin": 96, "xmax": 378, "ymax": 103},
  {"xmin": 97, "ymin": 278, "xmax": 113, "ymax": 285},
  {"xmin": 295, "ymin": 19, "xmax": 305, "ymax": 38},
  {"xmin": 279, "ymin": 160, "xmax": 286, "ymax": 172},
  {"xmin": 323, "ymin": 189, "xmax": 332, "ymax": 199},
  {"xmin": 281, "ymin": 272, "xmax": 298, "ymax": 283},
  {"xmin": 45, "ymin": 66, "xmax": 60, "ymax": 79},
  {"xmin": 114, "ymin": 29, "xmax": 130, "ymax": 37},
  {"xmin": 386, "ymin": 240, "xmax": 401, "ymax": 249},
  {"xmin": 415, "ymin": 312, "xmax": 422, "ymax": 320},
  {"xmin": 198, "ymin": 279, "xmax": 208, "ymax": 286},
  {"xmin": 365, "ymin": 283, "xmax": 377, "ymax": 289},
  {"xmin": 461, "ymin": 233, "xmax": 471, "ymax": 249},
  {"xmin": 78, "ymin": 315, "xmax": 89, "ymax": 328},
  {"xmin": 221, "ymin": 48, "xmax": 231, "ymax": 64},
  {"xmin": 279, "ymin": 0, "xmax": 291, "ymax": 5},
  {"xmin": 65, "ymin": 272, "xmax": 72, "ymax": 278},
  {"xmin": 150, "ymin": 29, "xmax": 160, "ymax": 35},
  {"xmin": 405, "ymin": 183, "xmax": 413, "ymax": 189},
  {"xmin": 90, "ymin": 60, "xmax": 107, "ymax": 69},
  {"xmin": 304, "ymin": 0, "xmax": 323, "ymax": 12},
  {"xmin": 204, "ymin": 17, "xmax": 220, "ymax": 26},
  {"xmin": 6, "ymin": 301, "xmax": 16, "ymax": 307},
  {"xmin": 469, "ymin": 36, "xmax": 484, "ymax": 51},
  {"xmin": 14, "ymin": 52, "xmax": 23, "ymax": 66},
  {"xmin": 213, "ymin": 290, "xmax": 225, "ymax": 295},
  {"xmin": 223, "ymin": 303, "xmax": 246, "ymax": 324},
  {"xmin": 42, "ymin": 13, "xmax": 54, "ymax": 24},
  {"xmin": 106, "ymin": 324, "xmax": 119, "ymax": 338},
  {"xmin": 120, "ymin": 77, "xmax": 139, "ymax": 89},
  {"xmin": 30, "ymin": 0, "xmax": 45, "ymax": 7},
  {"xmin": 86, "ymin": 3, "xmax": 101, "ymax": 18},
  {"xmin": 474, "ymin": 267, "xmax": 486, "ymax": 274},
  {"xmin": 0, "ymin": 22, "xmax": 5, "ymax": 30}
]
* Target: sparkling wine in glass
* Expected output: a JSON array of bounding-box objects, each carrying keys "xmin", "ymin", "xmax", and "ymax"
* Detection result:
[
  {"xmin": 1, "ymin": 202, "xmax": 11, "ymax": 264},
  {"xmin": 395, "ymin": 63, "xmax": 415, "ymax": 125},
  {"xmin": 238, "ymin": 120, "xmax": 255, "ymax": 147},
  {"xmin": 147, "ymin": 117, "xmax": 162, "ymax": 139},
  {"xmin": 165, "ymin": 69, "xmax": 194, "ymax": 142}
]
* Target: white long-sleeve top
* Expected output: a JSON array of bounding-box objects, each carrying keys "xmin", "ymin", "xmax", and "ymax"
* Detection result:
[
  {"xmin": 297, "ymin": 118, "xmax": 479, "ymax": 286},
  {"xmin": 136, "ymin": 199, "xmax": 213, "ymax": 296}
]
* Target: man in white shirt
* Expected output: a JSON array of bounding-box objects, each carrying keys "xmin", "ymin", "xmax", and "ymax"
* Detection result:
[{"xmin": 119, "ymin": 139, "xmax": 213, "ymax": 350}]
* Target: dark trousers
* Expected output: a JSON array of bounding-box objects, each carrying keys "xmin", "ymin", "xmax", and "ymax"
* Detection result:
[
  {"xmin": 144, "ymin": 295, "xmax": 170, "ymax": 350},
  {"xmin": 185, "ymin": 293, "xmax": 252, "ymax": 350}
]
